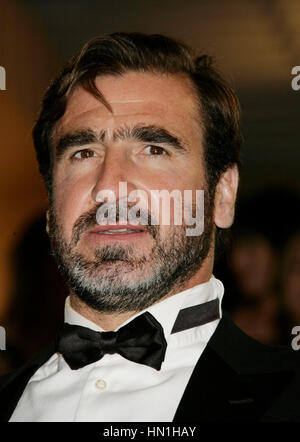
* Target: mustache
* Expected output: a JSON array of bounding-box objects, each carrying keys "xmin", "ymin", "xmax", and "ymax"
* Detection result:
[{"xmin": 70, "ymin": 202, "xmax": 159, "ymax": 248}]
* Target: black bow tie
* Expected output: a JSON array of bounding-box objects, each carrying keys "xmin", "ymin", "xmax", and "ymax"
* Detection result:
[
  {"xmin": 56, "ymin": 312, "xmax": 167, "ymax": 371},
  {"xmin": 57, "ymin": 297, "xmax": 220, "ymax": 371}
]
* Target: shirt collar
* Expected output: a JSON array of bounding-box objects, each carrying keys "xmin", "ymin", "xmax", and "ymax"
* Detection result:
[{"xmin": 64, "ymin": 276, "xmax": 224, "ymax": 341}]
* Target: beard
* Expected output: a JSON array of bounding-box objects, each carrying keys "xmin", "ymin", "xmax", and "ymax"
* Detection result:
[{"xmin": 48, "ymin": 195, "xmax": 214, "ymax": 313}]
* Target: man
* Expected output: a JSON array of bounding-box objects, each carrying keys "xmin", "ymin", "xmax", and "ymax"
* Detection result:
[{"xmin": 0, "ymin": 32, "xmax": 299, "ymax": 422}]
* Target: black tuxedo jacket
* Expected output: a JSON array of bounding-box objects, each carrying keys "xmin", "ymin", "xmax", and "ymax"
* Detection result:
[{"xmin": 0, "ymin": 312, "xmax": 299, "ymax": 422}]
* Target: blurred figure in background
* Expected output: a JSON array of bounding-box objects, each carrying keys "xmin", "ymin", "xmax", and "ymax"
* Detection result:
[
  {"xmin": 216, "ymin": 188, "xmax": 300, "ymax": 345},
  {"xmin": 280, "ymin": 232, "xmax": 300, "ymax": 328},
  {"xmin": 0, "ymin": 215, "xmax": 67, "ymax": 374}
]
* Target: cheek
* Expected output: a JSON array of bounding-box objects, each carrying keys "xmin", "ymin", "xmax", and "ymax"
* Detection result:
[{"xmin": 53, "ymin": 171, "xmax": 95, "ymax": 242}]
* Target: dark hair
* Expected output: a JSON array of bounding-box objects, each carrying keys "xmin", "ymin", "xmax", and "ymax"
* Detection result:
[{"xmin": 33, "ymin": 32, "xmax": 242, "ymax": 196}]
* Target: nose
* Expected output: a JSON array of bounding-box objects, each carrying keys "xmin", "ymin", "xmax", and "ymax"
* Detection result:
[{"xmin": 91, "ymin": 147, "xmax": 137, "ymax": 203}]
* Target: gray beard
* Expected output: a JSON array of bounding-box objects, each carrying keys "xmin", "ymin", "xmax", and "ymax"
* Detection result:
[{"xmin": 48, "ymin": 203, "xmax": 214, "ymax": 313}]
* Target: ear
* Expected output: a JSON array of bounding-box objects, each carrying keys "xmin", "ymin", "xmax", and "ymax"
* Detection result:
[
  {"xmin": 214, "ymin": 165, "xmax": 239, "ymax": 229},
  {"xmin": 46, "ymin": 210, "xmax": 50, "ymax": 235}
]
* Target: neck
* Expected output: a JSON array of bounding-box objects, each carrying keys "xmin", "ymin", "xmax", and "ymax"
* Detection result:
[
  {"xmin": 69, "ymin": 295, "xmax": 136, "ymax": 331},
  {"xmin": 69, "ymin": 255, "xmax": 213, "ymax": 331}
]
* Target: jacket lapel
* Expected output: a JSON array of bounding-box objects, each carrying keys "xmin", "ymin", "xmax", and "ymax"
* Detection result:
[{"xmin": 173, "ymin": 313, "xmax": 296, "ymax": 422}]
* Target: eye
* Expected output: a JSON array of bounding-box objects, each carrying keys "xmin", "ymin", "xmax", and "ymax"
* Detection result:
[
  {"xmin": 71, "ymin": 149, "xmax": 96, "ymax": 160},
  {"xmin": 143, "ymin": 145, "xmax": 168, "ymax": 156}
]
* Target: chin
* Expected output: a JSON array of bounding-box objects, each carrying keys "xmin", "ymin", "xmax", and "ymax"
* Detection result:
[{"xmin": 92, "ymin": 261, "xmax": 151, "ymax": 280}]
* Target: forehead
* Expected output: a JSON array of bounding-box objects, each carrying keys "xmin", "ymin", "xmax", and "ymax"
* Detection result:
[{"xmin": 54, "ymin": 71, "xmax": 202, "ymax": 142}]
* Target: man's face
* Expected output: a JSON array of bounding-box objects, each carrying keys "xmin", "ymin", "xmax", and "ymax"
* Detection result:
[{"xmin": 49, "ymin": 71, "xmax": 214, "ymax": 312}]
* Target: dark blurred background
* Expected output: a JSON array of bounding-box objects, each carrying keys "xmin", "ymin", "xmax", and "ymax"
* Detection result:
[{"xmin": 0, "ymin": 0, "xmax": 299, "ymax": 373}]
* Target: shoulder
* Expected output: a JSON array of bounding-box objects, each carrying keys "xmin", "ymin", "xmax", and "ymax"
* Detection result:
[
  {"xmin": 209, "ymin": 311, "xmax": 300, "ymax": 373},
  {"xmin": 0, "ymin": 342, "xmax": 56, "ymax": 422}
]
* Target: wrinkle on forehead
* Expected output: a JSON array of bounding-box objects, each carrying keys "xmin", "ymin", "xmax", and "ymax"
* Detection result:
[
  {"xmin": 54, "ymin": 72, "xmax": 203, "ymax": 145},
  {"xmin": 62, "ymin": 72, "xmax": 199, "ymax": 119},
  {"xmin": 54, "ymin": 99, "xmax": 183, "ymax": 144},
  {"xmin": 56, "ymin": 96, "xmax": 164, "ymax": 129},
  {"xmin": 109, "ymin": 100, "xmax": 145, "ymax": 103}
]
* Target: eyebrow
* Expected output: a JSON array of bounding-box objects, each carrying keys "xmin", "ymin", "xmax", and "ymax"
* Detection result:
[
  {"xmin": 114, "ymin": 125, "xmax": 187, "ymax": 152},
  {"xmin": 55, "ymin": 125, "xmax": 187, "ymax": 159},
  {"xmin": 55, "ymin": 129, "xmax": 103, "ymax": 159}
]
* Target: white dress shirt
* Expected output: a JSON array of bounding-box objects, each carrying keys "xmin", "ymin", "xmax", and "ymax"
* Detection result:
[{"xmin": 10, "ymin": 276, "xmax": 224, "ymax": 422}]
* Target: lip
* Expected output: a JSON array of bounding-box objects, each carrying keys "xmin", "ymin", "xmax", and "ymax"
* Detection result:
[
  {"xmin": 87, "ymin": 224, "xmax": 149, "ymax": 242},
  {"xmin": 89, "ymin": 224, "xmax": 147, "ymax": 233}
]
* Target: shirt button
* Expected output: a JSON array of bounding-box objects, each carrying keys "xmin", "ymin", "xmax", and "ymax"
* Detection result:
[{"xmin": 95, "ymin": 379, "xmax": 107, "ymax": 391}]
